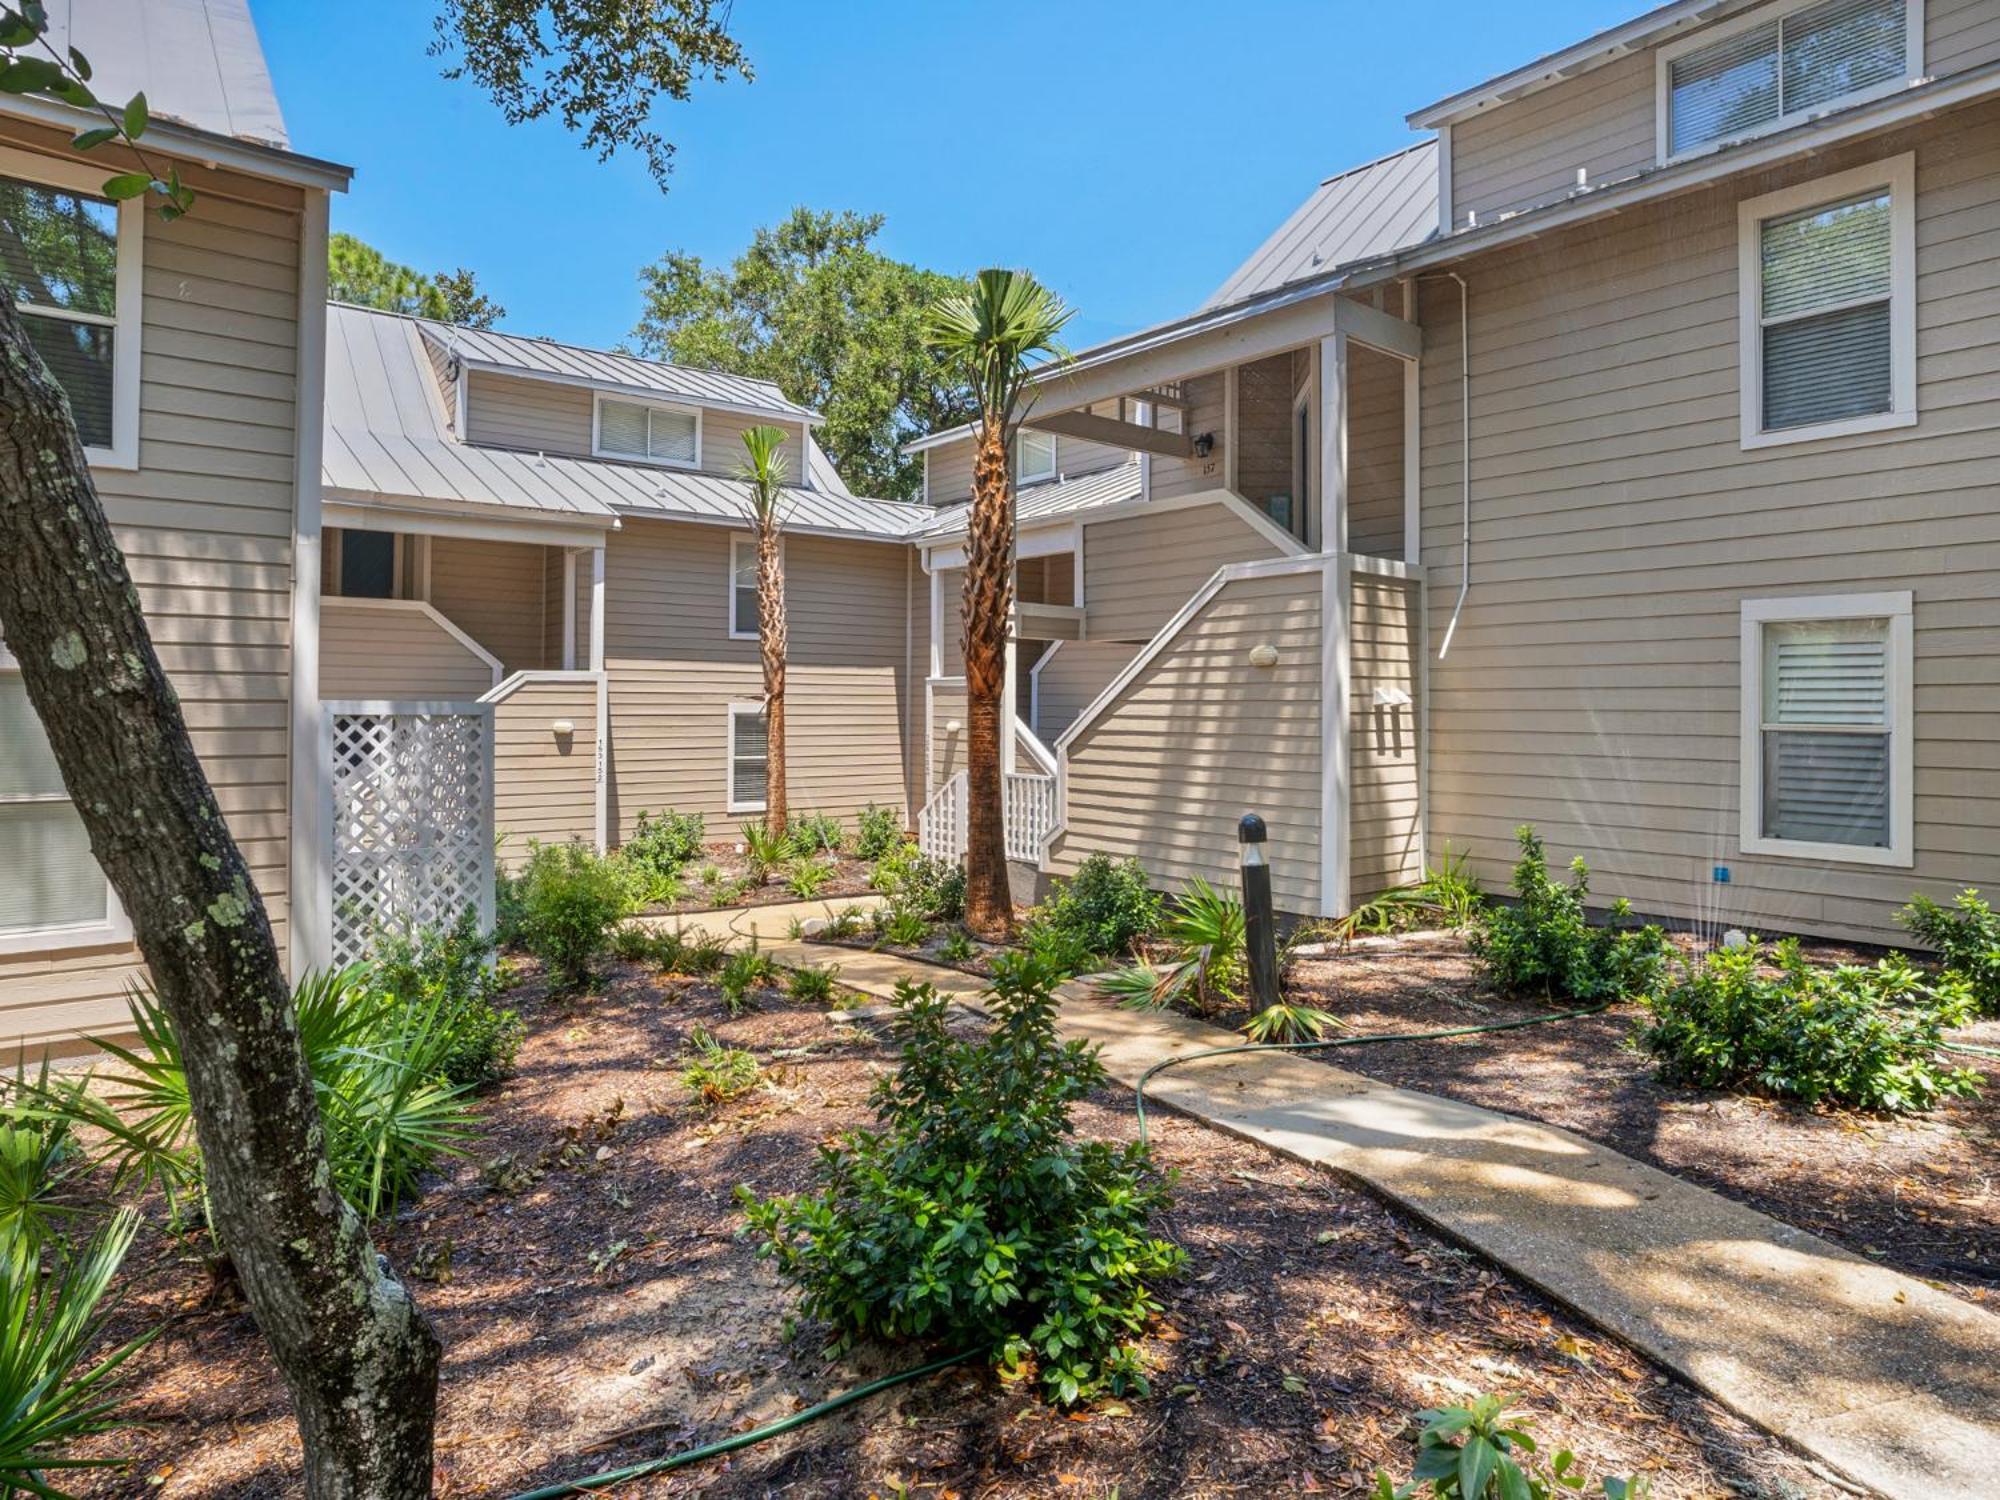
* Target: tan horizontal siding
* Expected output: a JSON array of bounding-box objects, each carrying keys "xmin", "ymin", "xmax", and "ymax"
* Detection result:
[
  {"xmin": 428, "ymin": 535, "xmax": 552, "ymax": 674},
  {"xmin": 0, "ymin": 121, "xmax": 303, "ymax": 1052},
  {"xmin": 319, "ymin": 600, "xmax": 498, "ymax": 700},
  {"xmin": 1053, "ymin": 568, "xmax": 1324, "ymax": 914},
  {"xmin": 1149, "ymin": 371, "xmax": 1228, "ymax": 501},
  {"xmin": 1929, "ymin": 0, "xmax": 2000, "ymax": 75},
  {"xmin": 1349, "ymin": 574, "xmax": 1422, "ymax": 895},
  {"xmin": 493, "ymin": 678, "xmax": 599, "ymax": 860},
  {"xmin": 925, "ymin": 422, "xmax": 1132, "ymax": 505},
  {"xmin": 929, "ymin": 680, "xmax": 968, "ymax": 792},
  {"xmin": 1347, "ymin": 343, "xmax": 1406, "ymax": 559},
  {"xmin": 1418, "ymin": 101, "xmax": 2000, "ymax": 944},
  {"xmin": 1035, "ymin": 640, "xmax": 1137, "ymax": 741},
  {"xmin": 1083, "ymin": 499, "xmax": 1285, "ymax": 642},
  {"xmin": 601, "ymin": 519, "xmax": 912, "ymax": 835},
  {"xmin": 1450, "ymin": 49, "xmax": 1654, "ymax": 226}
]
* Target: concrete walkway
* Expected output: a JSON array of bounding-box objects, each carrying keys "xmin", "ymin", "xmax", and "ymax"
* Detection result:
[{"xmin": 662, "ymin": 903, "xmax": 2000, "ymax": 1499}]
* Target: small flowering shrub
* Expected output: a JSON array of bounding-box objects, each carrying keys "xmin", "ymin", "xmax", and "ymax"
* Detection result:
[
  {"xmin": 1901, "ymin": 887, "xmax": 2000, "ymax": 1017},
  {"xmin": 1636, "ymin": 939, "xmax": 1981, "ymax": 1113},
  {"xmin": 740, "ymin": 955, "xmax": 1186, "ymax": 1405},
  {"xmin": 855, "ymin": 802, "xmax": 903, "ymax": 860},
  {"xmin": 624, "ymin": 809, "xmax": 705, "ymax": 876},
  {"xmin": 512, "ymin": 841, "xmax": 627, "ymax": 991},
  {"xmin": 1472, "ymin": 827, "xmax": 1667, "ymax": 1001},
  {"xmin": 871, "ymin": 842, "xmax": 966, "ymax": 921}
]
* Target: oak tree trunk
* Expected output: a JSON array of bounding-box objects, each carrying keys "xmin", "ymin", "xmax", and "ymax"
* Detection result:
[
  {"xmin": 960, "ymin": 420, "xmax": 1015, "ymax": 939},
  {"xmin": 0, "ymin": 293, "xmax": 441, "ymax": 1497},
  {"xmin": 757, "ymin": 521, "xmax": 788, "ymax": 833}
]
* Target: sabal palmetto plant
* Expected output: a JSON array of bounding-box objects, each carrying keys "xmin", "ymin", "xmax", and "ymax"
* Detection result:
[
  {"xmin": 923, "ymin": 269, "xmax": 1074, "ymax": 941},
  {"xmin": 739, "ymin": 424, "xmax": 792, "ymax": 835},
  {"xmin": 0, "ymin": 1209, "xmax": 153, "ymax": 1497},
  {"xmin": 1098, "ymin": 878, "xmax": 1248, "ymax": 1017},
  {"xmin": 740, "ymin": 820, "xmax": 791, "ymax": 885}
]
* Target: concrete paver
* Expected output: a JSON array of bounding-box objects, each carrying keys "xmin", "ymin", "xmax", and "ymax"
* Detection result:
[{"xmin": 674, "ymin": 907, "xmax": 2000, "ymax": 1499}]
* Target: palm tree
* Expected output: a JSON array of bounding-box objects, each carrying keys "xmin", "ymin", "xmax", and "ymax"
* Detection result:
[
  {"xmin": 739, "ymin": 425, "xmax": 791, "ymax": 835},
  {"xmin": 924, "ymin": 269, "xmax": 1073, "ymax": 939}
]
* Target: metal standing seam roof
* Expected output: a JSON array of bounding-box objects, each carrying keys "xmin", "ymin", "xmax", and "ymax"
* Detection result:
[
  {"xmin": 34, "ymin": 0, "xmax": 288, "ymax": 148},
  {"xmin": 411, "ymin": 318, "xmax": 820, "ymax": 422},
  {"xmin": 323, "ymin": 305, "xmax": 935, "ymax": 541},
  {"xmin": 1202, "ymin": 142, "xmax": 1439, "ymax": 311},
  {"xmin": 918, "ymin": 461, "xmax": 1145, "ymax": 542}
]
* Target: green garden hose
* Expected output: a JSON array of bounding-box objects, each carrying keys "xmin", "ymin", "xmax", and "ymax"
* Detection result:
[
  {"xmin": 1943, "ymin": 1039, "xmax": 2000, "ymax": 1059},
  {"xmin": 1131, "ymin": 1000, "xmax": 1618, "ymax": 1146},
  {"xmin": 507, "ymin": 1347, "xmax": 981, "ymax": 1500}
]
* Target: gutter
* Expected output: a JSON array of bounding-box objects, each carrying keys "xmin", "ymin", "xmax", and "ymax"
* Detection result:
[{"xmin": 0, "ymin": 95, "xmax": 354, "ymax": 192}]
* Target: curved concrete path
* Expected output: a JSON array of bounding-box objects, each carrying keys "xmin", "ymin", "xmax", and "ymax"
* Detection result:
[{"xmin": 655, "ymin": 902, "xmax": 2000, "ymax": 1499}]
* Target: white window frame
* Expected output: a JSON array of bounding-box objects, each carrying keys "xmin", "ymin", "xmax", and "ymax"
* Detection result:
[
  {"xmin": 590, "ymin": 391, "xmax": 702, "ymax": 469},
  {"xmin": 1014, "ymin": 427, "xmax": 1057, "ymax": 485},
  {"xmin": 728, "ymin": 533, "xmax": 784, "ymax": 641},
  {"xmin": 1656, "ymin": 0, "xmax": 1924, "ymax": 167},
  {"xmin": 1739, "ymin": 590, "xmax": 1913, "ymax": 867},
  {"xmin": 0, "ymin": 145, "xmax": 144, "ymax": 471},
  {"xmin": 0, "ymin": 644, "xmax": 132, "ymax": 955},
  {"xmin": 725, "ymin": 700, "xmax": 769, "ymax": 815},
  {"xmin": 1737, "ymin": 153, "xmax": 1916, "ymax": 450}
]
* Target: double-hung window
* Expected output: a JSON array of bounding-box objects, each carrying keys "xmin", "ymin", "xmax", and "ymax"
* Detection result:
[
  {"xmin": 1740, "ymin": 592, "xmax": 1912, "ymax": 865},
  {"xmin": 1738, "ymin": 155, "xmax": 1914, "ymax": 447},
  {"xmin": 1013, "ymin": 428, "xmax": 1056, "ymax": 485},
  {"xmin": 728, "ymin": 534, "xmax": 770, "ymax": 640},
  {"xmin": 0, "ymin": 646, "xmax": 129, "ymax": 954},
  {"xmin": 1660, "ymin": 0, "xmax": 1920, "ymax": 163},
  {"xmin": 0, "ymin": 148, "xmax": 143, "ymax": 468},
  {"xmin": 726, "ymin": 703, "xmax": 769, "ymax": 813},
  {"xmin": 593, "ymin": 394, "xmax": 700, "ymax": 467}
]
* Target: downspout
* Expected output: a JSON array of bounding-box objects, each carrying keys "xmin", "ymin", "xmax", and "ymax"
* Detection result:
[{"xmin": 1432, "ymin": 271, "xmax": 1471, "ymax": 659}]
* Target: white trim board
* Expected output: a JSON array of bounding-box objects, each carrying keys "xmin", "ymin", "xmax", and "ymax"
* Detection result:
[
  {"xmin": 289, "ymin": 187, "xmax": 334, "ymax": 975},
  {"xmin": 725, "ymin": 699, "xmax": 770, "ymax": 816},
  {"xmin": 592, "ymin": 390, "xmax": 704, "ymax": 470}
]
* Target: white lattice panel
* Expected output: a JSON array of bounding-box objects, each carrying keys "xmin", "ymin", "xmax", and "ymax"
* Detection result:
[{"xmin": 325, "ymin": 702, "xmax": 494, "ymax": 967}]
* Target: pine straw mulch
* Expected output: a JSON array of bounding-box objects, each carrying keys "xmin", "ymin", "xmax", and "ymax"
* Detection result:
[
  {"xmin": 70, "ymin": 955, "xmax": 1838, "ymax": 1500},
  {"xmin": 1284, "ymin": 933, "xmax": 2000, "ymax": 1306}
]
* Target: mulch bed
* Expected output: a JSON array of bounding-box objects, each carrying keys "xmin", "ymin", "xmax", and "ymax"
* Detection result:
[
  {"xmin": 640, "ymin": 846, "xmax": 877, "ymax": 914},
  {"xmin": 70, "ymin": 954, "xmax": 1838, "ymax": 1499},
  {"xmin": 1284, "ymin": 933, "xmax": 2000, "ymax": 1305}
]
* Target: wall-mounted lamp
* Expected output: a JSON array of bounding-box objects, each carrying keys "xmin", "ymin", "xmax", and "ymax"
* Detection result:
[
  {"xmin": 1193, "ymin": 432, "xmax": 1215, "ymax": 459},
  {"xmin": 551, "ymin": 719, "xmax": 576, "ymax": 736},
  {"xmin": 1248, "ymin": 643, "xmax": 1280, "ymax": 669},
  {"xmin": 945, "ymin": 719, "xmax": 963, "ymax": 735}
]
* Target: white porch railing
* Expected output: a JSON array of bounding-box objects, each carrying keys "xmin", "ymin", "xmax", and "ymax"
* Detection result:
[
  {"xmin": 322, "ymin": 700, "xmax": 495, "ymax": 967},
  {"xmin": 916, "ymin": 767, "xmax": 1057, "ymax": 865}
]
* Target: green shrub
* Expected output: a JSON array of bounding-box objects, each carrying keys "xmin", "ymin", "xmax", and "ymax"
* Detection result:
[
  {"xmin": 1244, "ymin": 1000, "xmax": 1339, "ymax": 1044},
  {"xmin": 680, "ymin": 932, "xmax": 730, "ymax": 976},
  {"xmin": 787, "ymin": 859, "xmax": 835, "ymax": 899},
  {"xmin": 824, "ymin": 905, "xmax": 869, "ymax": 940},
  {"xmin": 873, "ymin": 842, "xmax": 965, "ymax": 921},
  {"xmin": 1335, "ymin": 844, "xmax": 1485, "ymax": 943},
  {"xmin": 1375, "ymin": 1393, "xmax": 1651, "ymax": 1499},
  {"xmin": 719, "ymin": 943, "xmax": 778, "ymax": 1015},
  {"xmin": 610, "ymin": 922, "xmax": 661, "ymax": 962},
  {"xmin": 939, "ymin": 928, "xmax": 977, "ymax": 964},
  {"xmin": 740, "ymin": 957, "xmax": 1186, "ymax": 1405},
  {"xmin": 1031, "ymin": 854, "xmax": 1162, "ymax": 960},
  {"xmin": 879, "ymin": 906, "xmax": 931, "ymax": 948},
  {"xmin": 680, "ymin": 1028, "xmax": 760, "ymax": 1108},
  {"xmin": 786, "ymin": 963, "xmax": 840, "ymax": 1005},
  {"xmin": 625, "ymin": 808, "xmax": 705, "ymax": 875},
  {"xmin": 1100, "ymin": 878, "xmax": 1246, "ymax": 1016},
  {"xmin": 1471, "ymin": 827, "xmax": 1667, "ymax": 1001},
  {"xmin": 789, "ymin": 811, "xmax": 844, "ymax": 858},
  {"xmin": 371, "ymin": 910, "xmax": 523, "ymax": 1088},
  {"xmin": 612, "ymin": 856, "xmax": 684, "ymax": 912},
  {"xmin": 740, "ymin": 821, "xmax": 791, "ymax": 883},
  {"xmin": 512, "ymin": 841, "xmax": 628, "ymax": 991},
  {"xmin": 1901, "ymin": 888, "xmax": 2000, "ymax": 1017},
  {"xmin": 1017, "ymin": 918, "xmax": 1095, "ymax": 979},
  {"xmin": 1636, "ymin": 940, "xmax": 1981, "ymax": 1113},
  {"xmin": 856, "ymin": 803, "xmax": 902, "ymax": 860}
]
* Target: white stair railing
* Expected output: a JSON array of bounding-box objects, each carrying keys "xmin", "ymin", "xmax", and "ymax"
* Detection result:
[
  {"xmin": 918, "ymin": 771, "xmax": 967, "ymax": 861},
  {"xmin": 1003, "ymin": 771, "xmax": 1057, "ymax": 863}
]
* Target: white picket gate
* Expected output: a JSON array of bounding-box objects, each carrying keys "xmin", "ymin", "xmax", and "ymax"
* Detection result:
[
  {"xmin": 322, "ymin": 701, "xmax": 494, "ymax": 967},
  {"xmin": 917, "ymin": 769, "xmax": 1057, "ymax": 865}
]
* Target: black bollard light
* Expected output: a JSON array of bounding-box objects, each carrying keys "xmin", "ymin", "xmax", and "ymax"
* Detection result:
[{"xmin": 1239, "ymin": 813, "xmax": 1281, "ymax": 1013}]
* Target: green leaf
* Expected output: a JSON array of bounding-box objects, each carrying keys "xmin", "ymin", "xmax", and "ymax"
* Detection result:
[
  {"xmin": 70, "ymin": 124, "xmax": 117, "ymax": 151},
  {"xmin": 66, "ymin": 43, "xmax": 90, "ymax": 81},
  {"xmin": 121, "ymin": 89, "xmax": 146, "ymax": 139},
  {"xmin": 1498, "ymin": 1459, "xmax": 1534, "ymax": 1500},
  {"xmin": 100, "ymin": 172, "xmax": 152, "ymax": 201},
  {"xmin": 1459, "ymin": 1435, "xmax": 1501, "ymax": 1499}
]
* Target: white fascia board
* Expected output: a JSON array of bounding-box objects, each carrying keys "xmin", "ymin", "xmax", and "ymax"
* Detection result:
[
  {"xmin": 0, "ymin": 94, "xmax": 354, "ymax": 190},
  {"xmin": 323, "ymin": 495, "xmax": 616, "ymax": 550}
]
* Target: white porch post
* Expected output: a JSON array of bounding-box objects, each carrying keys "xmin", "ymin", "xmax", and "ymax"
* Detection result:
[
  {"xmin": 287, "ymin": 187, "xmax": 332, "ymax": 976},
  {"xmin": 562, "ymin": 547, "xmax": 579, "ymax": 671},
  {"xmin": 1318, "ymin": 331, "xmax": 1348, "ymax": 555},
  {"xmin": 590, "ymin": 545, "xmax": 608, "ymax": 853},
  {"xmin": 1318, "ymin": 331, "xmax": 1351, "ymax": 919},
  {"xmin": 1002, "ymin": 633, "xmax": 1018, "ymax": 775}
]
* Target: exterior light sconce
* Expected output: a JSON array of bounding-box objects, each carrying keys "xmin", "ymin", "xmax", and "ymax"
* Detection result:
[
  {"xmin": 1248, "ymin": 643, "xmax": 1280, "ymax": 669},
  {"xmin": 1193, "ymin": 432, "xmax": 1215, "ymax": 458},
  {"xmin": 551, "ymin": 719, "xmax": 575, "ymax": 737},
  {"xmin": 945, "ymin": 719, "xmax": 963, "ymax": 734}
]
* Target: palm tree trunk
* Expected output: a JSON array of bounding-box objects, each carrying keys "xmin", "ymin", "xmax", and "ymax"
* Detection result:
[
  {"xmin": 961, "ymin": 421, "xmax": 1015, "ymax": 939},
  {"xmin": 0, "ymin": 296, "xmax": 439, "ymax": 1494},
  {"xmin": 757, "ymin": 522, "xmax": 788, "ymax": 834}
]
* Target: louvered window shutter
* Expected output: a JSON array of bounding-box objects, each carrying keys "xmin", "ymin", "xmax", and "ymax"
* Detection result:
[
  {"xmin": 1760, "ymin": 619, "xmax": 1891, "ymax": 847},
  {"xmin": 1758, "ymin": 190, "xmax": 1893, "ymax": 432}
]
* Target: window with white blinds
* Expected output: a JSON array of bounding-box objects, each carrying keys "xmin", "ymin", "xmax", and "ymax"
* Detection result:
[
  {"xmin": 727, "ymin": 705, "xmax": 769, "ymax": 812},
  {"xmin": 1013, "ymin": 428, "xmax": 1056, "ymax": 485},
  {"xmin": 1738, "ymin": 156, "xmax": 1914, "ymax": 447},
  {"xmin": 1662, "ymin": 0, "xmax": 1914, "ymax": 161},
  {"xmin": 1741, "ymin": 594, "xmax": 1912, "ymax": 865},
  {"xmin": 0, "ymin": 661, "xmax": 122, "ymax": 948},
  {"xmin": 594, "ymin": 395, "xmax": 700, "ymax": 467},
  {"xmin": 729, "ymin": 535, "xmax": 760, "ymax": 639}
]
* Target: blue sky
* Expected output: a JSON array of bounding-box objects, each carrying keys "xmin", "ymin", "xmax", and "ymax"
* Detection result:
[{"xmin": 261, "ymin": 0, "xmax": 1635, "ymax": 353}]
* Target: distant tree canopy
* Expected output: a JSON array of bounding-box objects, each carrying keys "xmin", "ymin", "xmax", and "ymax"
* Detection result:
[
  {"xmin": 432, "ymin": 0, "xmax": 751, "ymax": 187},
  {"xmin": 632, "ymin": 209, "xmax": 976, "ymax": 502},
  {"xmin": 328, "ymin": 232, "xmax": 506, "ymax": 327}
]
